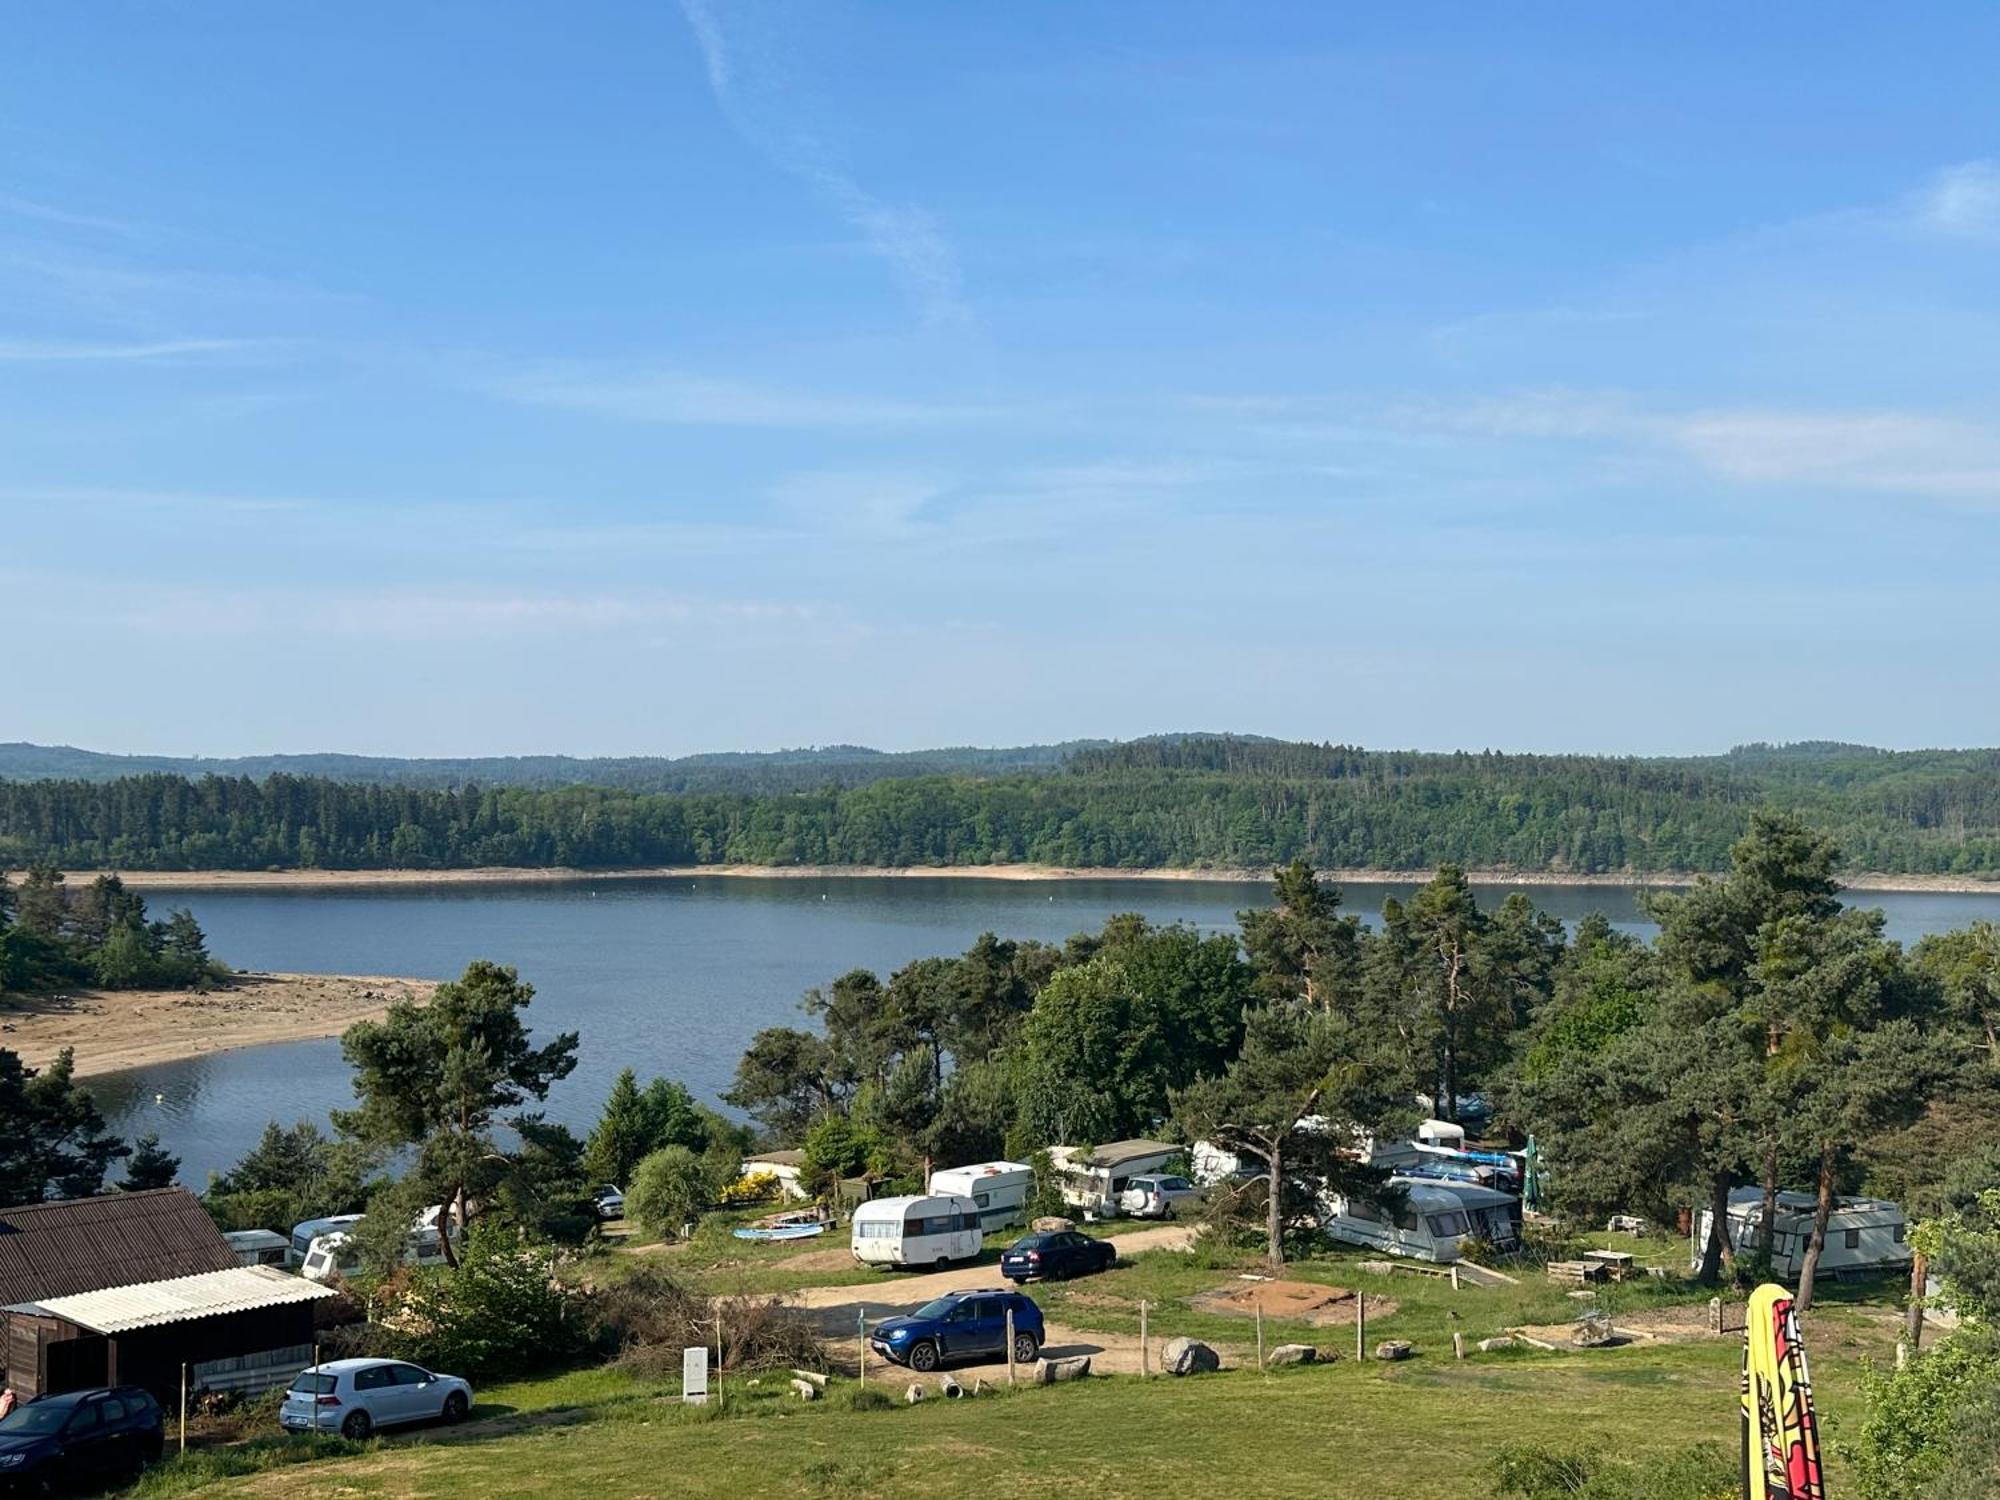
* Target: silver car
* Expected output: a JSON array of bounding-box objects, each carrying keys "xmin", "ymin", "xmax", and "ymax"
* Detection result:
[
  {"xmin": 280, "ymin": 1358, "xmax": 473, "ymax": 1440},
  {"xmin": 1118, "ymin": 1174, "xmax": 1200, "ymax": 1219}
]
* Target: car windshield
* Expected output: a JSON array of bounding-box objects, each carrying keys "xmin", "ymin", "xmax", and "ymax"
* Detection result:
[
  {"xmin": 0, "ymin": 1403, "xmax": 74, "ymax": 1435},
  {"xmin": 913, "ymin": 1296, "xmax": 962, "ymax": 1321},
  {"xmin": 288, "ymin": 1374, "xmax": 337, "ymax": 1396},
  {"xmin": 1013, "ymin": 1234, "xmax": 1050, "ymax": 1250}
]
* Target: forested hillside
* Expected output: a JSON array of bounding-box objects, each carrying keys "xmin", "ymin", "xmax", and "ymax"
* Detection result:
[{"xmin": 4, "ymin": 737, "xmax": 2000, "ymax": 875}]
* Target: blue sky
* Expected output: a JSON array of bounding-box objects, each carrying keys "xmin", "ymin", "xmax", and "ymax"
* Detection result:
[{"xmin": 5, "ymin": 3, "xmax": 1999, "ymax": 757}]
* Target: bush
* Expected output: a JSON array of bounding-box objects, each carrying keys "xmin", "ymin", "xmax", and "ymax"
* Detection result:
[
  {"xmin": 717, "ymin": 1170, "xmax": 781, "ymax": 1207},
  {"xmin": 1843, "ymin": 1331, "xmax": 2000, "ymax": 1500},
  {"xmin": 590, "ymin": 1263, "xmax": 825, "ymax": 1376},
  {"xmin": 372, "ymin": 1225, "xmax": 588, "ymax": 1381},
  {"xmin": 1492, "ymin": 1442, "xmax": 1734, "ymax": 1500},
  {"xmin": 628, "ymin": 1146, "xmax": 710, "ymax": 1237}
]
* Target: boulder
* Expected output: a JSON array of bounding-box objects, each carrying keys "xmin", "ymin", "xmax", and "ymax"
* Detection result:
[
  {"xmin": 1034, "ymin": 1355, "xmax": 1093, "ymax": 1384},
  {"xmin": 789, "ymin": 1378, "xmax": 819, "ymax": 1400},
  {"xmin": 1476, "ymin": 1336, "xmax": 1520, "ymax": 1353},
  {"xmin": 1373, "ymin": 1340, "xmax": 1413, "ymax": 1362},
  {"xmin": 1032, "ymin": 1216, "xmax": 1077, "ymax": 1233},
  {"xmin": 1266, "ymin": 1343, "xmax": 1317, "ymax": 1367},
  {"xmin": 1162, "ymin": 1337, "xmax": 1221, "ymax": 1376}
]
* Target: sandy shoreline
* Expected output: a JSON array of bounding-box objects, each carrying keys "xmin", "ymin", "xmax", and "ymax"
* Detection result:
[
  {"xmin": 0, "ymin": 972, "xmax": 439, "ymax": 1079},
  {"xmin": 58, "ymin": 863, "xmax": 2000, "ymax": 895}
]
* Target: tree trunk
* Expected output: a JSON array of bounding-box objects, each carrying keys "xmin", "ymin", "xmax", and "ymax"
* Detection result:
[
  {"xmin": 1794, "ymin": 1147, "xmax": 1837, "ymax": 1312},
  {"xmin": 437, "ymin": 1185, "xmax": 463, "ymax": 1270},
  {"xmin": 1903, "ymin": 1248, "xmax": 1928, "ymax": 1355},
  {"xmin": 1756, "ymin": 1145, "xmax": 1778, "ymax": 1256},
  {"xmin": 1265, "ymin": 1139, "xmax": 1285, "ymax": 1270},
  {"xmin": 1697, "ymin": 1172, "xmax": 1734, "ymax": 1285}
]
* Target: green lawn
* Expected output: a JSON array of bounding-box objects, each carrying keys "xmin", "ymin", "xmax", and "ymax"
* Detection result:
[{"xmin": 138, "ymin": 1237, "xmax": 1906, "ymax": 1499}]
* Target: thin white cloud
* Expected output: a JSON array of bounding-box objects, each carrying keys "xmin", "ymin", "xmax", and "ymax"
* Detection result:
[
  {"xmin": 1908, "ymin": 160, "xmax": 2000, "ymax": 242},
  {"xmin": 489, "ymin": 363, "xmax": 969, "ymax": 429},
  {"xmin": 0, "ymin": 337, "xmax": 267, "ymax": 363},
  {"xmin": 0, "ymin": 190, "xmax": 139, "ymax": 237},
  {"xmin": 676, "ymin": 0, "xmax": 969, "ymax": 328}
]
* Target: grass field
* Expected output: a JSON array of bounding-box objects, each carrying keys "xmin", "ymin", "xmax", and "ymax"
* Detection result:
[{"xmin": 130, "ymin": 1232, "xmax": 1907, "ymax": 1499}]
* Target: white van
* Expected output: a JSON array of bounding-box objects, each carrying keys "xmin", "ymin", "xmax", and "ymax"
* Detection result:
[
  {"xmin": 851, "ymin": 1194, "xmax": 983, "ymax": 1270},
  {"xmin": 928, "ymin": 1162, "xmax": 1033, "ymax": 1232},
  {"xmin": 224, "ymin": 1229, "xmax": 291, "ymax": 1268},
  {"xmin": 301, "ymin": 1225, "xmax": 453, "ymax": 1283},
  {"xmin": 289, "ymin": 1214, "xmax": 364, "ymax": 1268}
]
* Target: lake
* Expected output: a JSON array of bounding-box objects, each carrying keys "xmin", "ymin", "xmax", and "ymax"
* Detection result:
[{"xmin": 88, "ymin": 876, "xmax": 2000, "ymax": 1183}]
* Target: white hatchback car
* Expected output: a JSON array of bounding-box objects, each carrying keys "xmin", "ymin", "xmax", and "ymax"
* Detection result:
[
  {"xmin": 280, "ymin": 1358, "xmax": 473, "ymax": 1440},
  {"xmin": 1117, "ymin": 1174, "xmax": 1200, "ymax": 1219}
]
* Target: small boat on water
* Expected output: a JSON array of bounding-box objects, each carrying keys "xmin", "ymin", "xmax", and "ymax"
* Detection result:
[{"xmin": 732, "ymin": 1211, "xmax": 829, "ymax": 1243}]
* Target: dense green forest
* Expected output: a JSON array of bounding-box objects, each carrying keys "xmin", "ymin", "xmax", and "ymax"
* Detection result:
[{"xmin": 3, "ymin": 736, "xmax": 2000, "ymax": 874}]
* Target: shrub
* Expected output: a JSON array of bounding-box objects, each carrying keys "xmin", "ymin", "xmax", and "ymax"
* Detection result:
[
  {"xmin": 1492, "ymin": 1442, "xmax": 1734, "ymax": 1500},
  {"xmin": 717, "ymin": 1170, "xmax": 781, "ymax": 1207},
  {"xmin": 373, "ymin": 1224, "xmax": 588, "ymax": 1381},
  {"xmin": 590, "ymin": 1263, "xmax": 826, "ymax": 1376},
  {"xmin": 628, "ymin": 1146, "xmax": 710, "ymax": 1237},
  {"xmin": 1843, "ymin": 1331, "xmax": 2000, "ymax": 1500}
]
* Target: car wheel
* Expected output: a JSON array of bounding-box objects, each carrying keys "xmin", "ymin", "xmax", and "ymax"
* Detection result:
[
  {"xmin": 907, "ymin": 1339, "xmax": 940, "ymax": 1373},
  {"xmin": 933, "ymin": 1256, "xmax": 949, "ymax": 1272},
  {"xmin": 1012, "ymin": 1332, "xmax": 1040, "ymax": 1365},
  {"xmin": 442, "ymin": 1391, "xmax": 469, "ymax": 1424},
  {"xmin": 341, "ymin": 1409, "xmax": 373, "ymax": 1441}
]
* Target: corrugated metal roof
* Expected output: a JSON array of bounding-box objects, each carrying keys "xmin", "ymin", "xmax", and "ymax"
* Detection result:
[
  {"xmin": 32, "ymin": 1265, "xmax": 338, "ymax": 1334},
  {"xmin": 0, "ymin": 1189, "xmax": 238, "ymax": 1307}
]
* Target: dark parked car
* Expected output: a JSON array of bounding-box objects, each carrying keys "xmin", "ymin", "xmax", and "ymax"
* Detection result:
[
  {"xmin": 0, "ymin": 1386, "xmax": 165, "ymax": 1492},
  {"xmin": 1000, "ymin": 1229, "xmax": 1117, "ymax": 1283},
  {"xmin": 869, "ymin": 1289, "xmax": 1043, "ymax": 1372}
]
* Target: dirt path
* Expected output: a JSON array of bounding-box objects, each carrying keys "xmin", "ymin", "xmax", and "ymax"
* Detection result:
[
  {"xmin": 0, "ymin": 971, "xmax": 437, "ymax": 1076},
  {"xmin": 785, "ymin": 1224, "xmax": 1203, "ymax": 1376}
]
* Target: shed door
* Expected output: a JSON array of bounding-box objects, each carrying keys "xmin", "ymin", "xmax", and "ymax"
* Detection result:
[{"xmin": 46, "ymin": 1334, "xmax": 108, "ymax": 1396}]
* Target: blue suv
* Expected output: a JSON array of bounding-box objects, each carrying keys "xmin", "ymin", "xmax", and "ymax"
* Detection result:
[{"xmin": 869, "ymin": 1289, "xmax": 1043, "ymax": 1372}]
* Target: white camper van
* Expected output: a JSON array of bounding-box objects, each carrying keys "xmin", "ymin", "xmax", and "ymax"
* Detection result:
[
  {"xmin": 850, "ymin": 1194, "xmax": 982, "ymax": 1270},
  {"xmin": 928, "ymin": 1162, "xmax": 1033, "ymax": 1232},
  {"xmin": 1692, "ymin": 1189, "xmax": 1910, "ymax": 1280},
  {"xmin": 1323, "ymin": 1178, "xmax": 1522, "ymax": 1263}
]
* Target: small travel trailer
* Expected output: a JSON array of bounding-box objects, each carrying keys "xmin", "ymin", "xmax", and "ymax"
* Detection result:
[
  {"xmin": 288, "ymin": 1214, "xmax": 364, "ymax": 1268},
  {"xmin": 223, "ymin": 1229, "xmax": 291, "ymax": 1268},
  {"xmin": 1048, "ymin": 1140, "xmax": 1181, "ymax": 1216},
  {"xmin": 1322, "ymin": 1178, "xmax": 1523, "ymax": 1263},
  {"xmin": 1416, "ymin": 1119, "xmax": 1466, "ymax": 1150},
  {"xmin": 851, "ymin": 1194, "xmax": 983, "ymax": 1270},
  {"xmin": 928, "ymin": 1161, "xmax": 1034, "ymax": 1231},
  {"xmin": 1691, "ymin": 1189, "xmax": 1910, "ymax": 1280},
  {"xmin": 300, "ymin": 1224, "xmax": 454, "ymax": 1283}
]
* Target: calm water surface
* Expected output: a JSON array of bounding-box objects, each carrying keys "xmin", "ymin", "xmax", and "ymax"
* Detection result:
[{"xmin": 89, "ymin": 877, "xmax": 2000, "ymax": 1182}]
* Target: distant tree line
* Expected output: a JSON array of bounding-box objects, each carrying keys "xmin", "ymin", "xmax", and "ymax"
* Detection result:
[{"xmin": 5, "ymin": 735, "xmax": 2000, "ymax": 873}]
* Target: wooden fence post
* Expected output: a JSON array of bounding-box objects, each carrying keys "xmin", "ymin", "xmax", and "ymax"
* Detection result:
[
  {"xmin": 1256, "ymin": 1304, "xmax": 1265, "ymax": 1372},
  {"xmin": 1355, "ymin": 1292, "xmax": 1366, "ymax": 1362},
  {"xmin": 178, "ymin": 1363, "xmax": 188, "ymax": 1454},
  {"xmin": 1139, "ymin": 1301, "xmax": 1149, "ymax": 1377}
]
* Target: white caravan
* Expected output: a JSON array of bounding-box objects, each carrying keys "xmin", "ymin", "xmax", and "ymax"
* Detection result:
[
  {"xmin": 928, "ymin": 1162, "xmax": 1034, "ymax": 1232},
  {"xmin": 1322, "ymin": 1178, "xmax": 1522, "ymax": 1263},
  {"xmin": 1047, "ymin": 1140, "xmax": 1181, "ymax": 1216},
  {"xmin": 223, "ymin": 1229, "xmax": 291, "ymax": 1268},
  {"xmin": 288, "ymin": 1214, "xmax": 364, "ymax": 1268},
  {"xmin": 850, "ymin": 1194, "xmax": 983, "ymax": 1270},
  {"xmin": 301, "ymin": 1225, "xmax": 454, "ymax": 1283},
  {"xmin": 1691, "ymin": 1188, "xmax": 1910, "ymax": 1280}
]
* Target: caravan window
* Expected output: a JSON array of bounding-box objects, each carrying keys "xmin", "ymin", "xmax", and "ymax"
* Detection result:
[
  {"xmin": 856, "ymin": 1219, "xmax": 894, "ymax": 1239},
  {"xmin": 974, "ymin": 1192, "xmax": 991, "ymax": 1208},
  {"xmin": 1391, "ymin": 1204, "xmax": 1422, "ymax": 1233},
  {"xmin": 1844, "ymin": 1228, "xmax": 1861, "ymax": 1250},
  {"xmin": 1426, "ymin": 1211, "xmax": 1470, "ymax": 1238},
  {"xmin": 1893, "ymin": 1223, "xmax": 1907, "ymax": 1243},
  {"xmin": 1344, "ymin": 1200, "xmax": 1385, "ymax": 1224}
]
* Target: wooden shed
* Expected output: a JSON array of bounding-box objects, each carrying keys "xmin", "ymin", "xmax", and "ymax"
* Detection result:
[{"xmin": 7, "ymin": 1265, "xmax": 338, "ymax": 1402}]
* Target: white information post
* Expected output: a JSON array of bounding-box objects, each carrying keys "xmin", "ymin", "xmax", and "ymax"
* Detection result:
[{"xmin": 682, "ymin": 1346, "xmax": 710, "ymax": 1405}]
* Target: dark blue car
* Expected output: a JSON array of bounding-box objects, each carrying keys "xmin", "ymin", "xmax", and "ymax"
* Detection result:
[
  {"xmin": 1000, "ymin": 1229, "xmax": 1117, "ymax": 1283},
  {"xmin": 0, "ymin": 1386, "xmax": 165, "ymax": 1493},
  {"xmin": 869, "ymin": 1288, "xmax": 1043, "ymax": 1372}
]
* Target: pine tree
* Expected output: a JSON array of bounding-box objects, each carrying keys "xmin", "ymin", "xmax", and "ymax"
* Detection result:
[{"xmin": 118, "ymin": 1132, "xmax": 181, "ymax": 1191}]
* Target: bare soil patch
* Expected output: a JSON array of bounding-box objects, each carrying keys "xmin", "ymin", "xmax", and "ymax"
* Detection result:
[{"xmin": 1187, "ymin": 1278, "xmax": 1397, "ymax": 1325}]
